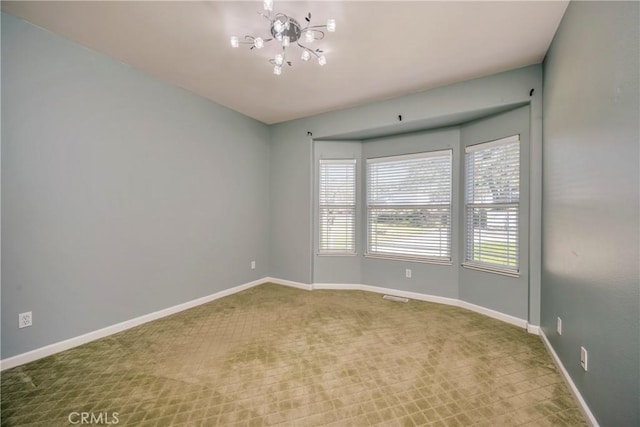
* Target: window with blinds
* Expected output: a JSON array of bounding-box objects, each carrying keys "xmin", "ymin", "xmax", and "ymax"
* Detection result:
[
  {"xmin": 464, "ymin": 135, "xmax": 520, "ymax": 274},
  {"xmin": 366, "ymin": 150, "xmax": 452, "ymax": 262},
  {"xmin": 318, "ymin": 159, "xmax": 357, "ymax": 254}
]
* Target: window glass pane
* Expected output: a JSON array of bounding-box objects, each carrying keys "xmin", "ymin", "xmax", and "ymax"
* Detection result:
[
  {"xmin": 464, "ymin": 136, "xmax": 520, "ymax": 272},
  {"xmin": 466, "ymin": 141, "xmax": 519, "ymax": 204},
  {"xmin": 319, "ymin": 161, "xmax": 356, "ymax": 205},
  {"xmin": 319, "ymin": 160, "xmax": 356, "ymax": 254},
  {"xmin": 367, "ymin": 150, "xmax": 452, "ymax": 262},
  {"xmin": 368, "ymin": 207, "xmax": 451, "ymax": 259},
  {"xmin": 319, "ymin": 207, "xmax": 355, "ymax": 253},
  {"xmin": 368, "ymin": 154, "xmax": 451, "ymax": 205},
  {"xmin": 465, "ymin": 206, "xmax": 519, "ymax": 268}
]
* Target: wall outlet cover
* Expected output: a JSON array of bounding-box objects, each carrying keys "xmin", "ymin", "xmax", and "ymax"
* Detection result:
[
  {"xmin": 251, "ymin": 261, "xmax": 256, "ymax": 270},
  {"xmin": 580, "ymin": 346, "xmax": 588, "ymax": 371},
  {"xmin": 405, "ymin": 269, "xmax": 412, "ymax": 278},
  {"xmin": 19, "ymin": 311, "xmax": 32, "ymax": 328},
  {"xmin": 557, "ymin": 317, "xmax": 562, "ymax": 335}
]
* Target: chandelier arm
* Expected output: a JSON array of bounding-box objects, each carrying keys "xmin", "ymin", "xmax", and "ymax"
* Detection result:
[
  {"xmin": 269, "ymin": 48, "xmax": 290, "ymax": 67},
  {"xmin": 235, "ymin": 35, "xmax": 255, "ymax": 46},
  {"xmin": 297, "ymin": 42, "xmax": 321, "ymax": 58},
  {"xmin": 243, "ymin": 35, "xmax": 273, "ymax": 44},
  {"xmin": 282, "ymin": 46, "xmax": 291, "ymax": 65},
  {"xmin": 298, "ymin": 26, "xmax": 326, "ymax": 41},
  {"xmin": 312, "ymin": 30, "xmax": 326, "ymax": 40}
]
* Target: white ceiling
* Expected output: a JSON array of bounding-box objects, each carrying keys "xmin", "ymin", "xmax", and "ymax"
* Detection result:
[{"xmin": 2, "ymin": 1, "xmax": 568, "ymax": 124}]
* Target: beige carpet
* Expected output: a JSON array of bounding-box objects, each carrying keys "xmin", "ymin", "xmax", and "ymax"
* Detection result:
[{"xmin": 1, "ymin": 283, "xmax": 586, "ymax": 426}]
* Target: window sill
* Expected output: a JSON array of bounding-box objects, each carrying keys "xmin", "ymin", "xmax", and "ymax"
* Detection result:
[
  {"xmin": 461, "ymin": 262, "xmax": 520, "ymax": 278},
  {"xmin": 364, "ymin": 254, "xmax": 452, "ymax": 266}
]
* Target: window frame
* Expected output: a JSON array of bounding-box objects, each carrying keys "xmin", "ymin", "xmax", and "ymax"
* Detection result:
[
  {"xmin": 317, "ymin": 158, "xmax": 358, "ymax": 256},
  {"xmin": 462, "ymin": 134, "xmax": 521, "ymax": 277},
  {"xmin": 365, "ymin": 149, "xmax": 453, "ymax": 264}
]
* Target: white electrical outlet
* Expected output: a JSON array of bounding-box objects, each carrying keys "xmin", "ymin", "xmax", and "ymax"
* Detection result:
[
  {"xmin": 580, "ymin": 346, "xmax": 588, "ymax": 371},
  {"xmin": 405, "ymin": 269, "xmax": 412, "ymax": 278},
  {"xmin": 19, "ymin": 311, "xmax": 32, "ymax": 328},
  {"xmin": 251, "ymin": 261, "xmax": 256, "ymax": 270},
  {"xmin": 557, "ymin": 317, "xmax": 562, "ymax": 335}
]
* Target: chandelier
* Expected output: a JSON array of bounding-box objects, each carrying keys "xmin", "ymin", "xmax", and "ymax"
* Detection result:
[{"xmin": 230, "ymin": 0, "xmax": 336, "ymax": 75}]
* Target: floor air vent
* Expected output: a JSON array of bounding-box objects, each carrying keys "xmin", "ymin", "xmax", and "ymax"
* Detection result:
[{"xmin": 383, "ymin": 295, "xmax": 409, "ymax": 303}]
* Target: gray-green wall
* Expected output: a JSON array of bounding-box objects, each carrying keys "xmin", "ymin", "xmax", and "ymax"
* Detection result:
[
  {"xmin": 1, "ymin": 13, "xmax": 271, "ymax": 359},
  {"xmin": 541, "ymin": 2, "xmax": 639, "ymax": 426}
]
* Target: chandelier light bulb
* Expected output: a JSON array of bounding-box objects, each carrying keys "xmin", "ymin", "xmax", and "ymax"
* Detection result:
[
  {"xmin": 230, "ymin": 36, "xmax": 239, "ymax": 48},
  {"xmin": 273, "ymin": 20, "xmax": 284, "ymax": 34},
  {"xmin": 304, "ymin": 31, "xmax": 314, "ymax": 43},
  {"xmin": 282, "ymin": 36, "xmax": 290, "ymax": 47},
  {"xmin": 301, "ymin": 50, "xmax": 311, "ymax": 61},
  {"xmin": 318, "ymin": 55, "xmax": 327, "ymax": 66},
  {"xmin": 327, "ymin": 19, "xmax": 336, "ymax": 32},
  {"xmin": 273, "ymin": 65, "xmax": 282, "ymax": 75},
  {"xmin": 254, "ymin": 37, "xmax": 264, "ymax": 49},
  {"xmin": 263, "ymin": 0, "xmax": 273, "ymax": 12},
  {"xmin": 275, "ymin": 53, "xmax": 284, "ymax": 66}
]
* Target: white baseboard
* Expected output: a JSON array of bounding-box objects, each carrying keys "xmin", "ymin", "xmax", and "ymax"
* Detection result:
[
  {"xmin": 313, "ymin": 282, "xmax": 529, "ymax": 330},
  {"xmin": 0, "ymin": 277, "xmax": 269, "ymax": 371},
  {"xmin": 526, "ymin": 324, "xmax": 541, "ymax": 335},
  {"xmin": 312, "ymin": 283, "xmax": 459, "ymax": 306},
  {"xmin": 265, "ymin": 277, "xmax": 313, "ymax": 291},
  {"xmin": 457, "ymin": 300, "xmax": 528, "ymax": 329},
  {"xmin": 540, "ymin": 330, "xmax": 599, "ymax": 427}
]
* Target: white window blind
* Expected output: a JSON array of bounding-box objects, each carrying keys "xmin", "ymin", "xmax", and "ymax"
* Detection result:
[
  {"xmin": 464, "ymin": 135, "xmax": 520, "ymax": 273},
  {"xmin": 319, "ymin": 159, "xmax": 356, "ymax": 254},
  {"xmin": 367, "ymin": 150, "xmax": 452, "ymax": 262}
]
